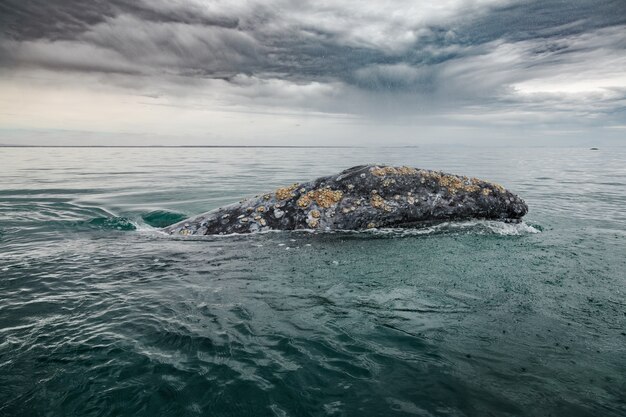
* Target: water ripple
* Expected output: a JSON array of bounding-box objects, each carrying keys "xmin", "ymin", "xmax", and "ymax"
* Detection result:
[{"xmin": 0, "ymin": 147, "xmax": 625, "ymax": 416}]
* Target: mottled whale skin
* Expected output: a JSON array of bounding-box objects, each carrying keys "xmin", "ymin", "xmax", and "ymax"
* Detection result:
[{"xmin": 164, "ymin": 165, "xmax": 528, "ymax": 236}]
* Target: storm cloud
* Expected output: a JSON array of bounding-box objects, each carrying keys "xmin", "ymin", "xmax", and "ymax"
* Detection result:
[{"xmin": 1, "ymin": 0, "xmax": 625, "ymax": 145}]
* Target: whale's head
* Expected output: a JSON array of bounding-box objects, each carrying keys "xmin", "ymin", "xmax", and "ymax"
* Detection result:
[
  {"xmin": 502, "ymin": 191, "xmax": 529, "ymax": 221},
  {"xmin": 337, "ymin": 165, "xmax": 530, "ymax": 223}
]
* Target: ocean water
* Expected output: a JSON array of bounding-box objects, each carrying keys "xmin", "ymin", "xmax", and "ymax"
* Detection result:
[{"xmin": 0, "ymin": 146, "xmax": 625, "ymax": 417}]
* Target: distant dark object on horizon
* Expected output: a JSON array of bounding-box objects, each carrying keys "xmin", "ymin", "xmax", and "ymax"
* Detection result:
[{"xmin": 590, "ymin": 148, "xmax": 599, "ymax": 150}]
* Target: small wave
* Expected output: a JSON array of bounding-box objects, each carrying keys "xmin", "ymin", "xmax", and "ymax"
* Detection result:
[
  {"xmin": 141, "ymin": 210, "xmax": 187, "ymax": 228},
  {"xmin": 85, "ymin": 217, "xmax": 137, "ymax": 231}
]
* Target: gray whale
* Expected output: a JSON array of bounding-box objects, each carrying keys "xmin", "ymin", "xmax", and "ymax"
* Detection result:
[{"xmin": 164, "ymin": 165, "xmax": 528, "ymax": 235}]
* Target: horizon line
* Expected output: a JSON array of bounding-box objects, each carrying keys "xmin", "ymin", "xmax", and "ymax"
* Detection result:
[{"xmin": 0, "ymin": 145, "xmax": 375, "ymax": 149}]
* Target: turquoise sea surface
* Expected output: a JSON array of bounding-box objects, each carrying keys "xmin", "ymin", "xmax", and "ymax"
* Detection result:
[{"xmin": 0, "ymin": 146, "xmax": 625, "ymax": 416}]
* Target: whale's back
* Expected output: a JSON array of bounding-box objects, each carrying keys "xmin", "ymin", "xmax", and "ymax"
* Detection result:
[{"xmin": 164, "ymin": 165, "xmax": 528, "ymax": 235}]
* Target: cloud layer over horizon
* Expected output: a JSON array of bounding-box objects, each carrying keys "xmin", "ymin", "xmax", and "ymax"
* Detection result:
[{"xmin": 1, "ymin": 0, "xmax": 625, "ymax": 145}]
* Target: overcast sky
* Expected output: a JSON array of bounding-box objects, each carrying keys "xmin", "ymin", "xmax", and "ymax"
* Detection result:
[{"xmin": 0, "ymin": 0, "xmax": 625, "ymax": 146}]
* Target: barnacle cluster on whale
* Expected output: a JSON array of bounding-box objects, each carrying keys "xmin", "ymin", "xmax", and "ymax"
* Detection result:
[{"xmin": 163, "ymin": 164, "xmax": 528, "ymax": 235}]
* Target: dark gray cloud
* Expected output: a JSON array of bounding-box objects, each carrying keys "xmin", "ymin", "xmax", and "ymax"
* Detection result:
[
  {"xmin": 3, "ymin": 0, "xmax": 624, "ymax": 82},
  {"xmin": 0, "ymin": 0, "xmax": 625, "ymax": 144},
  {"xmin": 0, "ymin": 0, "xmax": 240, "ymax": 41}
]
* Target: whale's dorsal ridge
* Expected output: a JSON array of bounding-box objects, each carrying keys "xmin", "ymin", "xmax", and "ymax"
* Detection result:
[
  {"xmin": 336, "ymin": 164, "xmax": 375, "ymax": 181},
  {"xmin": 164, "ymin": 165, "xmax": 528, "ymax": 235}
]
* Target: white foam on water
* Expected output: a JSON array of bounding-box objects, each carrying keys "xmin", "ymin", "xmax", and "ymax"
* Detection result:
[
  {"xmin": 139, "ymin": 219, "xmax": 540, "ymax": 239},
  {"xmin": 481, "ymin": 220, "xmax": 541, "ymax": 236},
  {"xmin": 365, "ymin": 220, "xmax": 541, "ymax": 237},
  {"xmin": 134, "ymin": 222, "xmax": 159, "ymax": 233}
]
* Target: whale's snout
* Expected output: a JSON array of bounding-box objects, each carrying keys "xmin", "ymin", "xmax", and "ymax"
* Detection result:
[{"xmin": 507, "ymin": 194, "xmax": 528, "ymax": 219}]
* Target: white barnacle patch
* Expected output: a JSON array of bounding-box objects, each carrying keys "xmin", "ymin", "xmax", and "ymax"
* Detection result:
[{"xmin": 274, "ymin": 208, "xmax": 285, "ymax": 219}]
